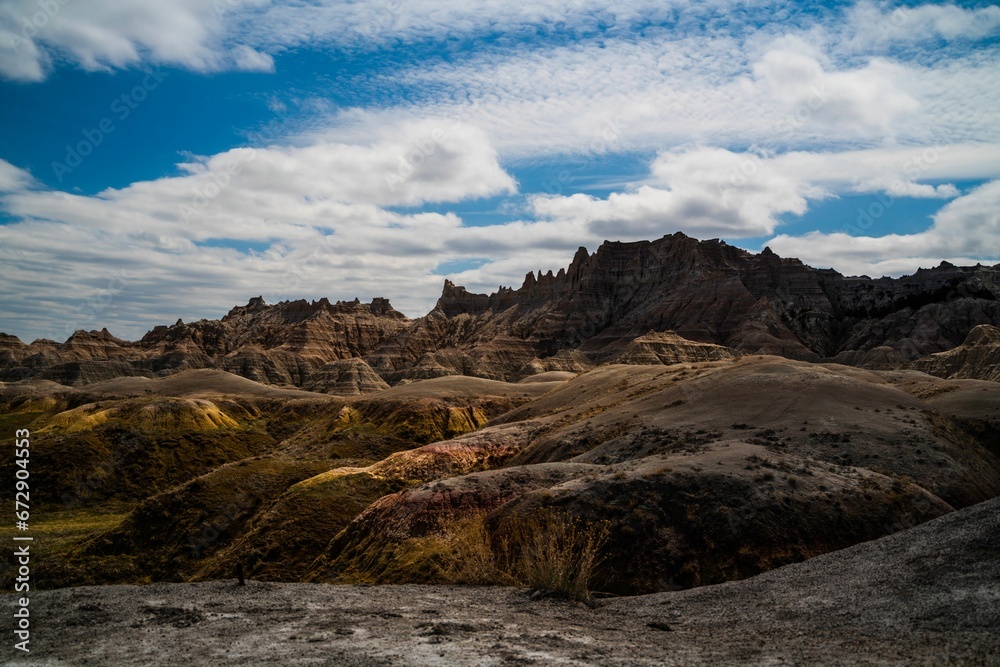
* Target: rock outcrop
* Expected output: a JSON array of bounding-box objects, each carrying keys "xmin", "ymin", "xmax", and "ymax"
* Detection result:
[
  {"xmin": 303, "ymin": 358, "xmax": 391, "ymax": 396},
  {"xmin": 513, "ymin": 349, "xmax": 594, "ymax": 380},
  {"xmin": 361, "ymin": 234, "xmax": 1000, "ymax": 381},
  {"xmin": 613, "ymin": 330, "xmax": 739, "ymax": 365},
  {"xmin": 1, "ymin": 297, "xmax": 409, "ymax": 387},
  {"xmin": 911, "ymin": 324, "xmax": 1000, "ymax": 382}
]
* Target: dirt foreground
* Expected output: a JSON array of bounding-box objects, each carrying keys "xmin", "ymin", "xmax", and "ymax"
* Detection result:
[{"xmin": 4, "ymin": 497, "xmax": 998, "ymax": 666}]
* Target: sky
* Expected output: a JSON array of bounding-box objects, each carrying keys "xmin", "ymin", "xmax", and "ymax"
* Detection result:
[{"xmin": 0, "ymin": 0, "xmax": 999, "ymax": 342}]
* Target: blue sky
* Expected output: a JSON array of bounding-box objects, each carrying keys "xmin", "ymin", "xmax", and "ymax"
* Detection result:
[{"xmin": 0, "ymin": 0, "xmax": 999, "ymax": 341}]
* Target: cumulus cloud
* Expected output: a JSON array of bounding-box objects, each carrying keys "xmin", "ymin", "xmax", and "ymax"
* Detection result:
[
  {"xmin": 767, "ymin": 179, "xmax": 1000, "ymax": 277},
  {"xmin": 532, "ymin": 147, "xmax": 820, "ymax": 238},
  {"xmin": 0, "ymin": 0, "xmax": 271, "ymax": 81},
  {"xmin": 228, "ymin": 45, "xmax": 275, "ymax": 73},
  {"xmin": 4, "ymin": 1, "xmax": 998, "ymax": 160},
  {"xmin": 0, "ymin": 159, "xmax": 36, "ymax": 192},
  {"xmin": 0, "ymin": 120, "xmax": 524, "ymax": 339},
  {"xmin": 4, "ymin": 120, "xmax": 515, "ymax": 241},
  {"xmin": 335, "ymin": 23, "xmax": 999, "ymax": 158},
  {"xmin": 846, "ymin": 2, "xmax": 1000, "ymax": 48},
  {"xmin": 750, "ymin": 36, "xmax": 919, "ymax": 136},
  {"xmin": 0, "ymin": 0, "xmax": 763, "ymax": 82},
  {"xmin": 530, "ymin": 143, "xmax": 1000, "ymax": 239}
]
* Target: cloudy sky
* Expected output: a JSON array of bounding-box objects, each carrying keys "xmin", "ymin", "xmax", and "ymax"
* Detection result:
[{"xmin": 1, "ymin": 0, "xmax": 998, "ymax": 342}]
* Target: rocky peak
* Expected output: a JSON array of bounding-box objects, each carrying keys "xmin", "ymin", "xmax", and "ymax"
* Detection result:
[
  {"xmin": 64, "ymin": 328, "xmax": 125, "ymax": 345},
  {"xmin": 369, "ymin": 297, "xmax": 403, "ymax": 318},
  {"xmin": 4, "ymin": 235, "xmax": 999, "ymax": 388},
  {"xmin": 965, "ymin": 324, "xmax": 1000, "ymax": 346},
  {"xmin": 436, "ymin": 280, "xmax": 492, "ymax": 317},
  {"xmin": 614, "ymin": 330, "xmax": 740, "ymax": 366},
  {"xmin": 0, "ymin": 333, "xmax": 27, "ymax": 350},
  {"xmin": 223, "ymin": 296, "xmax": 268, "ymax": 321},
  {"xmin": 426, "ymin": 234, "xmax": 1000, "ymax": 365}
]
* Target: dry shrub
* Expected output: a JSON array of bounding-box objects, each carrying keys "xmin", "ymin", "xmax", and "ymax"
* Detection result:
[
  {"xmin": 438, "ymin": 508, "xmax": 609, "ymax": 601},
  {"xmin": 437, "ymin": 511, "xmax": 515, "ymax": 586}
]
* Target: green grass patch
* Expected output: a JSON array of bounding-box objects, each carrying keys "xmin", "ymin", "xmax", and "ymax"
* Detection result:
[
  {"xmin": 0, "ymin": 503, "xmax": 135, "ymax": 591},
  {"xmin": 0, "ymin": 412, "xmax": 47, "ymax": 438}
]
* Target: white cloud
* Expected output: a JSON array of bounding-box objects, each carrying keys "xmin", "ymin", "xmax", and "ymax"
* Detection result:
[
  {"xmin": 4, "ymin": 120, "xmax": 515, "ymax": 242},
  {"xmin": 227, "ymin": 44, "xmax": 275, "ymax": 73},
  {"xmin": 846, "ymin": 2, "xmax": 1000, "ymax": 49},
  {"xmin": 751, "ymin": 36, "xmax": 919, "ymax": 136},
  {"xmin": 0, "ymin": 120, "xmax": 525, "ymax": 339},
  {"xmin": 530, "ymin": 143, "xmax": 1000, "ymax": 240},
  {"xmin": 532, "ymin": 147, "xmax": 821, "ymax": 238},
  {"xmin": 0, "ymin": 0, "xmax": 762, "ymax": 82},
  {"xmin": 4, "ymin": 1, "xmax": 998, "ymax": 161},
  {"xmin": 242, "ymin": 0, "xmax": 752, "ymax": 51},
  {"xmin": 0, "ymin": 25, "xmax": 46, "ymax": 81},
  {"xmin": 767, "ymin": 179, "xmax": 1000, "ymax": 277},
  {"xmin": 324, "ymin": 24, "xmax": 1000, "ymax": 158},
  {"xmin": 0, "ymin": 159, "xmax": 36, "ymax": 192},
  {"xmin": 0, "ymin": 0, "xmax": 271, "ymax": 81}
]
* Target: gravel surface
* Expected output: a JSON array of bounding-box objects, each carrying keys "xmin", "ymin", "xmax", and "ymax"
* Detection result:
[{"xmin": 4, "ymin": 497, "xmax": 998, "ymax": 666}]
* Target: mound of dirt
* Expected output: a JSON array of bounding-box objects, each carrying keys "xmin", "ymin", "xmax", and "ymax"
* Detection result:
[
  {"xmin": 612, "ymin": 330, "xmax": 739, "ymax": 366},
  {"xmin": 81, "ymin": 368, "xmax": 328, "ymax": 399}
]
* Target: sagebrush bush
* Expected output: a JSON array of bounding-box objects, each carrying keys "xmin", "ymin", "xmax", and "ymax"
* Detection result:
[{"xmin": 437, "ymin": 508, "xmax": 609, "ymax": 601}]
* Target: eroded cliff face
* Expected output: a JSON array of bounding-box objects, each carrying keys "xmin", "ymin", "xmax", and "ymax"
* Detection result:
[
  {"xmin": 363, "ymin": 234, "xmax": 1000, "ymax": 380},
  {"xmin": 911, "ymin": 324, "xmax": 1000, "ymax": 382},
  {"xmin": 1, "ymin": 298, "xmax": 410, "ymax": 388},
  {"xmin": 3, "ymin": 233, "xmax": 998, "ymax": 387}
]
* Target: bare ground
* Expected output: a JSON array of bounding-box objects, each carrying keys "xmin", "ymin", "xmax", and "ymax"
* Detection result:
[{"xmin": 4, "ymin": 497, "xmax": 998, "ymax": 666}]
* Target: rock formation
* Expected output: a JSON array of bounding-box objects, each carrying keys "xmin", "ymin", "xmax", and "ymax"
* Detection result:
[
  {"xmin": 359, "ymin": 235, "xmax": 999, "ymax": 381},
  {"xmin": 303, "ymin": 358, "xmax": 390, "ymax": 396},
  {"xmin": 1, "ymin": 297, "xmax": 409, "ymax": 387},
  {"xmin": 2, "ymin": 234, "xmax": 998, "ymax": 387},
  {"xmin": 305, "ymin": 357, "xmax": 1000, "ymax": 592},
  {"xmin": 910, "ymin": 324, "xmax": 1000, "ymax": 382},
  {"xmin": 613, "ymin": 330, "xmax": 739, "ymax": 365}
]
